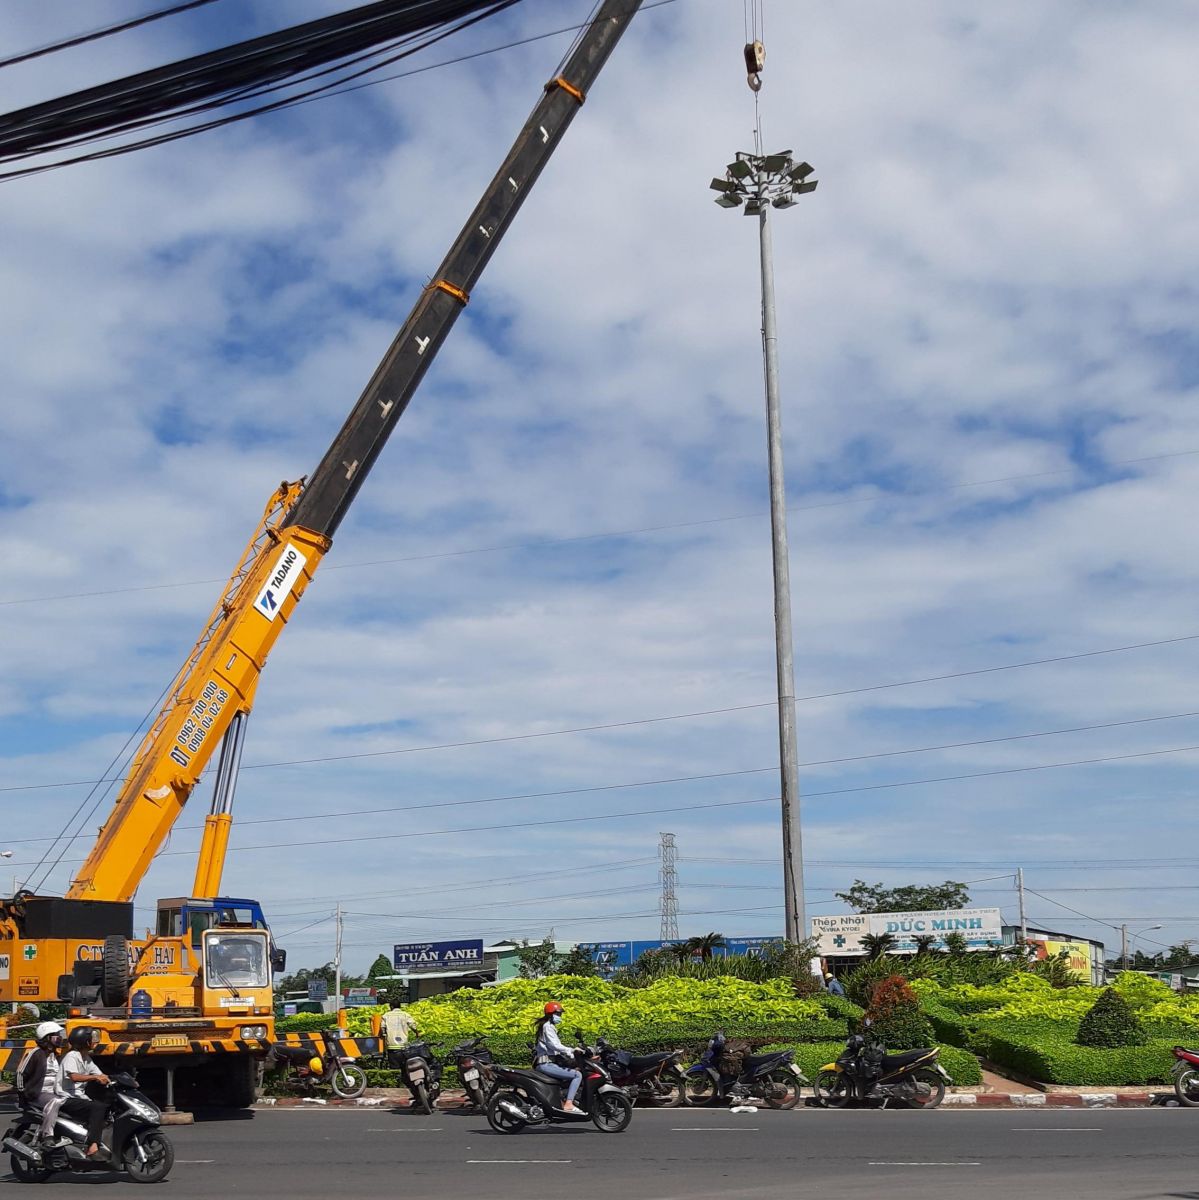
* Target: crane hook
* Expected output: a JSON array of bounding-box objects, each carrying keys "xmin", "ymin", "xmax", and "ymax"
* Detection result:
[{"xmin": 744, "ymin": 40, "xmax": 764, "ymax": 93}]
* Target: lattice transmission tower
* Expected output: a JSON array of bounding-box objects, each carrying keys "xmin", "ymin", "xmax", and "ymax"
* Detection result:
[{"xmin": 659, "ymin": 832, "xmax": 679, "ymax": 941}]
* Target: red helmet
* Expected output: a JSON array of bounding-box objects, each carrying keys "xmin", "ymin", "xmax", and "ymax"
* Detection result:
[{"xmin": 544, "ymin": 1001, "xmax": 563, "ymax": 1016}]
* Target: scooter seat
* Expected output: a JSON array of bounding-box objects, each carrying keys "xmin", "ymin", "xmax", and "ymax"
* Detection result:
[
  {"xmin": 743, "ymin": 1052, "xmax": 788, "ymax": 1071},
  {"xmin": 881, "ymin": 1048, "xmax": 935, "ymax": 1072},
  {"xmin": 627, "ymin": 1053, "xmax": 673, "ymax": 1071}
]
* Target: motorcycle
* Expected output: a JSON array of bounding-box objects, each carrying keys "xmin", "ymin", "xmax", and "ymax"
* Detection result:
[
  {"xmin": 1171, "ymin": 1045, "xmax": 1199, "ymax": 1105},
  {"xmin": 593, "ymin": 1034, "xmax": 687, "ymax": 1107},
  {"xmin": 390, "ymin": 1040, "xmax": 443, "ymax": 1114},
  {"xmin": 269, "ymin": 1029, "xmax": 368, "ymax": 1099},
  {"xmin": 451, "ymin": 1036, "xmax": 496, "ymax": 1110},
  {"xmin": 816, "ymin": 1029, "xmax": 951, "ymax": 1109},
  {"xmin": 485, "ymin": 1038, "xmax": 633, "ymax": 1134},
  {"xmin": 684, "ymin": 1032, "xmax": 807, "ymax": 1109},
  {"xmin": 3, "ymin": 1071, "xmax": 174, "ymax": 1184}
]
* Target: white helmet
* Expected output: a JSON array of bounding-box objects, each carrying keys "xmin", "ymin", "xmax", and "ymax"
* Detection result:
[{"xmin": 35, "ymin": 1021, "xmax": 64, "ymax": 1043}]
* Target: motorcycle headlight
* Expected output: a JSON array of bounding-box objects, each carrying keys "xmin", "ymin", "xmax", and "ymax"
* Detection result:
[{"xmin": 122, "ymin": 1095, "xmax": 161, "ymax": 1122}]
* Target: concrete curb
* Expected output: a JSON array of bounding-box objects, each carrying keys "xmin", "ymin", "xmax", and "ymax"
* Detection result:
[{"xmin": 254, "ymin": 1088, "xmax": 1175, "ymax": 1110}]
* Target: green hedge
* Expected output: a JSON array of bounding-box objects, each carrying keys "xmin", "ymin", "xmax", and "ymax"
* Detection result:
[{"xmin": 976, "ymin": 1020, "xmax": 1176, "ymax": 1085}]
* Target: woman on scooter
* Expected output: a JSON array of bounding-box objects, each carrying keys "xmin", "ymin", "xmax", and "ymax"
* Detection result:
[{"xmin": 533, "ymin": 1002, "xmax": 581, "ymax": 1112}]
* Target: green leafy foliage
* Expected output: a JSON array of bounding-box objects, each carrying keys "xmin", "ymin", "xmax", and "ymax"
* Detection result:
[
  {"xmin": 835, "ymin": 879, "xmax": 970, "ymax": 913},
  {"xmin": 1076, "ymin": 988, "xmax": 1147, "ymax": 1048},
  {"xmin": 864, "ymin": 974, "xmax": 936, "ymax": 1050}
]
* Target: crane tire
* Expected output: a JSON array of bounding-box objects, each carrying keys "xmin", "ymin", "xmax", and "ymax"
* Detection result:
[{"xmin": 102, "ymin": 934, "xmax": 130, "ymax": 1008}]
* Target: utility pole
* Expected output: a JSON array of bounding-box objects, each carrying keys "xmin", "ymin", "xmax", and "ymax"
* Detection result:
[
  {"xmin": 334, "ymin": 902, "xmax": 343, "ymax": 1023},
  {"xmin": 659, "ymin": 833, "xmax": 679, "ymax": 942},
  {"xmin": 1017, "ymin": 868, "xmax": 1027, "ymax": 944},
  {"xmin": 710, "ymin": 148, "xmax": 817, "ymax": 944},
  {"xmin": 1121, "ymin": 923, "xmax": 1128, "ymax": 971}
]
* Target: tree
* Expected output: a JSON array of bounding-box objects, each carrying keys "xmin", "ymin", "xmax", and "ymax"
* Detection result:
[
  {"xmin": 516, "ymin": 937, "xmax": 563, "ymax": 979},
  {"xmin": 668, "ymin": 941, "xmax": 694, "ymax": 964},
  {"xmin": 913, "ymin": 935, "xmax": 937, "ymax": 955},
  {"xmin": 863, "ymin": 974, "xmax": 935, "ymax": 1050},
  {"xmin": 941, "ymin": 931, "xmax": 968, "ymax": 957},
  {"xmin": 687, "ymin": 932, "xmax": 727, "ymax": 962},
  {"xmin": 558, "ymin": 944, "xmax": 600, "ymax": 977},
  {"xmin": 835, "ymin": 879, "xmax": 971, "ymax": 913},
  {"xmin": 860, "ymin": 932, "xmax": 897, "ymax": 961}
]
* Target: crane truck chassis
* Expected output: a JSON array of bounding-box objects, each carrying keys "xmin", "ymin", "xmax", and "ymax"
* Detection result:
[{"xmin": 1, "ymin": 0, "xmax": 642, "ymax": 1109}]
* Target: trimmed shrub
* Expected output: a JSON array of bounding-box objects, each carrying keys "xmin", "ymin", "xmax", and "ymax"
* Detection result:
[
  {"xmin": 864, "ymin": 975, "xmax": 935, "ymax": 1050},
  {"xmin": 1076, "ymin": 988, "xmax": 1147, "ymax": 1048}
]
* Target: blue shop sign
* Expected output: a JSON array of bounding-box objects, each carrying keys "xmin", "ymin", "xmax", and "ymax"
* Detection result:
[{"xmin": 393, "ymin": 938, "xmax": 484, "ymax": 970}]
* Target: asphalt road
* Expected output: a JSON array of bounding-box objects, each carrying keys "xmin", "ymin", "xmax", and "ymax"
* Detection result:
[{"xmin": 4, "ymin": 1104, "xmax": 1199, "ymax": 1198}]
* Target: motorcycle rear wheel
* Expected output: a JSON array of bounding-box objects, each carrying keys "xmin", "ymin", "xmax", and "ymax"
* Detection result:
[
  {"xmin": 412, "ymin": 1081, "xmax": 434, "ymax": 1115},
  {"xmin": 1175, "ymin": 1068, "xmax": 1199, "ymax": 1106},
  {"xmin": 816, "ymin": 1070, "xmax": 851, "ymax": 1108},
  {"xmin": 9, "ymin": 1132, "xmax": 52, "ymax": 1185},
  {"xmin": 486, "ymin": 1092, "xmax": 526, "ymax": 1134},
  {"xmin": 762, "ymin": 1069, "xmax": 801, "ymax": 1110},
  {"xmin": 652, "ymin": 1069, "xmax": 687, "ymax": 1107},
  {"xmin": 907, "ymin": 1068, "xmax": 946, "ymax": 1110},
  {"xmin": 592, "ymin": 1092, "xmax": 633, "ymax": 1133},
  {"xmin": 684, "ymin": 1072, "xmax": 718, "ymax": 1107},
  {"xmin": 332, "ymin": 1064, "xmax": 367, "ymax": 1099}
]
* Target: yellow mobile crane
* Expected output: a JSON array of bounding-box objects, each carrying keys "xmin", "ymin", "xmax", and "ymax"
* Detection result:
[{"xmin": 1, "ymin": 0, "xmax": 642, "ymax": 1108}]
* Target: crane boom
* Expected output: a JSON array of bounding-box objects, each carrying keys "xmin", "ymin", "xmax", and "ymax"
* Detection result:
[{"xmin": 62, "ymin": 0, "xmax": 642, "ymax": 904}]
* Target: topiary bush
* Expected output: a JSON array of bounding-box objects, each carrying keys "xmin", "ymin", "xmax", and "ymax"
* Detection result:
[
  {"xmin": 1076, "ymin": 987, "xmax": 1147, "ymax": 1048},
  {"xmin": 864, "ymin": 974, "xmax": 936, "ymax": 1050}
]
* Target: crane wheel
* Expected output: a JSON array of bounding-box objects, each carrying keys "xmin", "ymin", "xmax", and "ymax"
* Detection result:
[{"xmin": 101, "ymin": 934, "xmax": 130, "ymax": 1007}]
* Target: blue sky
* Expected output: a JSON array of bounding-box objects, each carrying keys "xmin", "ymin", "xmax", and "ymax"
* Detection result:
[{"xmin": 2, "ymin": 0, "xmax": 1199, "ymax": 971}]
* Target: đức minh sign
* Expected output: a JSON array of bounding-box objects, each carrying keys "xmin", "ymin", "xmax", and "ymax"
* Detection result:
[
  {"xmin": 811, "ymin": 908, "xmax": 1003, "ymax": 956},
  {"xmin": 393, "ymin": 939, "xmax": 484, "ymax": 972}
]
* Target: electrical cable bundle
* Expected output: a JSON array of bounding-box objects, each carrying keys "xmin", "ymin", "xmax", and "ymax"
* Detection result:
[{"xmin": 0, "ymin": 0, "xmax": 521, "ymax": 181}]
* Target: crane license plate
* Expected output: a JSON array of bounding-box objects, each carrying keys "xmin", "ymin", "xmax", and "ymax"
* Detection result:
[{"xmin": 151, "ymin": 1035, "xmax": 189, "ymax": 1049}]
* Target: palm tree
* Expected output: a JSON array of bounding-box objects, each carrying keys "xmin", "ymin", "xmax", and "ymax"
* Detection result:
[
  {"xmin": 860, "ymin": 932, "xmax": 897, "ymax": 961},
  {"xmin": 688, "ymin": 932, "xmax": 728, "ymax": 962},
  {"xmin": 668, "ymin": 941, "xmax": 694, "ymax": 964},
  {"xmin": 913, "ymin": 935, "xmax": 937, "ymax": 955}
]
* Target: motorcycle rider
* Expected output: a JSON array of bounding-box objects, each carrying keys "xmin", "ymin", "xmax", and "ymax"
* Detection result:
[
  {"xmin": 533, "ymin": 1001, "xmax": 581, "ymax": 1112},
  {"xmin": 15, "ymin": 1021, "xmax": 68, "ymax": 1146},
  {"xmin": 60, "ymin": 1027, "xmax": 112, "ymax": 1158}
]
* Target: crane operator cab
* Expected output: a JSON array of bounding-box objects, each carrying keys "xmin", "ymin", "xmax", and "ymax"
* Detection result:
[{"xmin": 156, "ymin": 897, "xmax": 285, "ymax": 974}]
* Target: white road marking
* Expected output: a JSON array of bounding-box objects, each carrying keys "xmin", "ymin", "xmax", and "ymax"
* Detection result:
[
  {"xmin": 870, "ymin": 1162, "xmax": 981, "ymax": 1167},
  {"xmin": 467, "ymin": 1159, "xmax": 572, "ymax": 1164},
  {"xmin": 672, "ymin": 1127, "xmax": 759, "ymax": 1131},
  {"xmin": 1011, "ymin": 1127, "xmax": 1102, "ymax": 1131},
  {"xmin": 176, "ymin": 1160, "xmax": 215, "ymax": 1164},
  {"xmin": 367, "ymin": 1128, "xmax": 443, "ymax": 1132}
]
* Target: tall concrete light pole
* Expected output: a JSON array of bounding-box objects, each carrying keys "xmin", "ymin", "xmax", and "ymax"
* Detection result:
[{"xmin": 710, "ymin": 151, "xmax": 817, "ymax": 943}]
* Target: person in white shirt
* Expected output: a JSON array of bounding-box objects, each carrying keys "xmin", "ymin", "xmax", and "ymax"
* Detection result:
[
  {"xmin": 532, "ymin": 1001, "xmax": 581, "ymax": 1112},
  {"xmin": 16, "ymin": 1021, "xmax": 68, "ymax": 1145},
  {"xmin": 381, "ymin": 1002, "xmax": 418, "ymax": 1062},
  {"xmin": 60, "ymin": 1027, "xmax": 111, "ymax": 1157}
]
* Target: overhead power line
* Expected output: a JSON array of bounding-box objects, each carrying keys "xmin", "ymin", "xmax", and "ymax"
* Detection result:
[
  {"xmin": 6, "ymin": 635, "xmax": 1197, "ymax": 798},
  {"xmin": 6, "ymin": 448, "xmax": 1197, "ymax": 608},
  {"xmin": 0, "ymin": 1, "xmax": 221, "ymax": 70},
  {"xmin": 0, "ymin": 0, "xmax": 521, "ymax": 180}
]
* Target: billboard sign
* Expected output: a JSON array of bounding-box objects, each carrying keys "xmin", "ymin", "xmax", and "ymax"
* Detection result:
[
  {"xmin": 585, "ymin": 936, "xmax": 784, "ymax": 977},
  {"xmin": 1028, "ymin": 937, "xmax": 1091, "ymax": 982},
  {"xmin": 811, "ymin": 908, "xmax": 1003, "ymax": 956},
  {"xmin": 306, "ymin": 979, "xmax": 328, "ymax": 1002},
  {"xmin": 393, "ymin": 939, "xmax": 484, "ymax": 971},
  {"xmin": 343, "ymin": 987, "xmax": 377, "ymax": 1007}
]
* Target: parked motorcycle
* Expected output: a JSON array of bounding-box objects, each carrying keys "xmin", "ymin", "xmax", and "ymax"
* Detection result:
[
  {"xmin": 451, "ymin": 1036, "xmax": 496, "ymax": 1110},
  {"xmin": 3, "ymin": 1071, "xmax": 174, "ymax": 1184},
  {"xmin": 684, "ymin": 1032, "xmax": 807, "ymax": 1109},
  {"xmin": 816, "ymin": 1030, "xmax": 950, "ymax": 1109},
  {"xmin": 593, "ymin": 1034, "xmax": 686, "ymax": 1106},
  {"xmin": 485, "ymin": 1038, "xmax": 633, "ymax": 1134},
  {"xmin": 269, "ymin": 1029, "xmax": 368, "ymax": 1099},
  {"xmin": 390, "ymin": 1040, "xmax": 443, "ymax": 1114},
  {"xmin": 1171, "ymin": 1045, "xmax": 1199, "ymax": 1105}
]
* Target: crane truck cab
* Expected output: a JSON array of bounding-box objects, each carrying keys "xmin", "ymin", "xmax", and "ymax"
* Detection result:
[{"xmin": 155, "ymin": 896, "xmax": 285, "ymax": 971}]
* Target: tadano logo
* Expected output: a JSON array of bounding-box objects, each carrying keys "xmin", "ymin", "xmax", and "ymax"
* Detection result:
[{"xmin": 252, "ymin": 545, "xmax": 308, "ymax": 621}]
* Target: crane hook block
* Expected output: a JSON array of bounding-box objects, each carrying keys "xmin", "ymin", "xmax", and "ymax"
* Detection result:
[{"xmin": 744, "ymin": 40, "xmax": 764, "ymax": 92}]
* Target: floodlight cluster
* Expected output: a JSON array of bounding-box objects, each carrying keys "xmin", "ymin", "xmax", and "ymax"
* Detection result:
[{"xmin": 710, "ymin": 150, "xmax": 817, "ymax": 214}]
